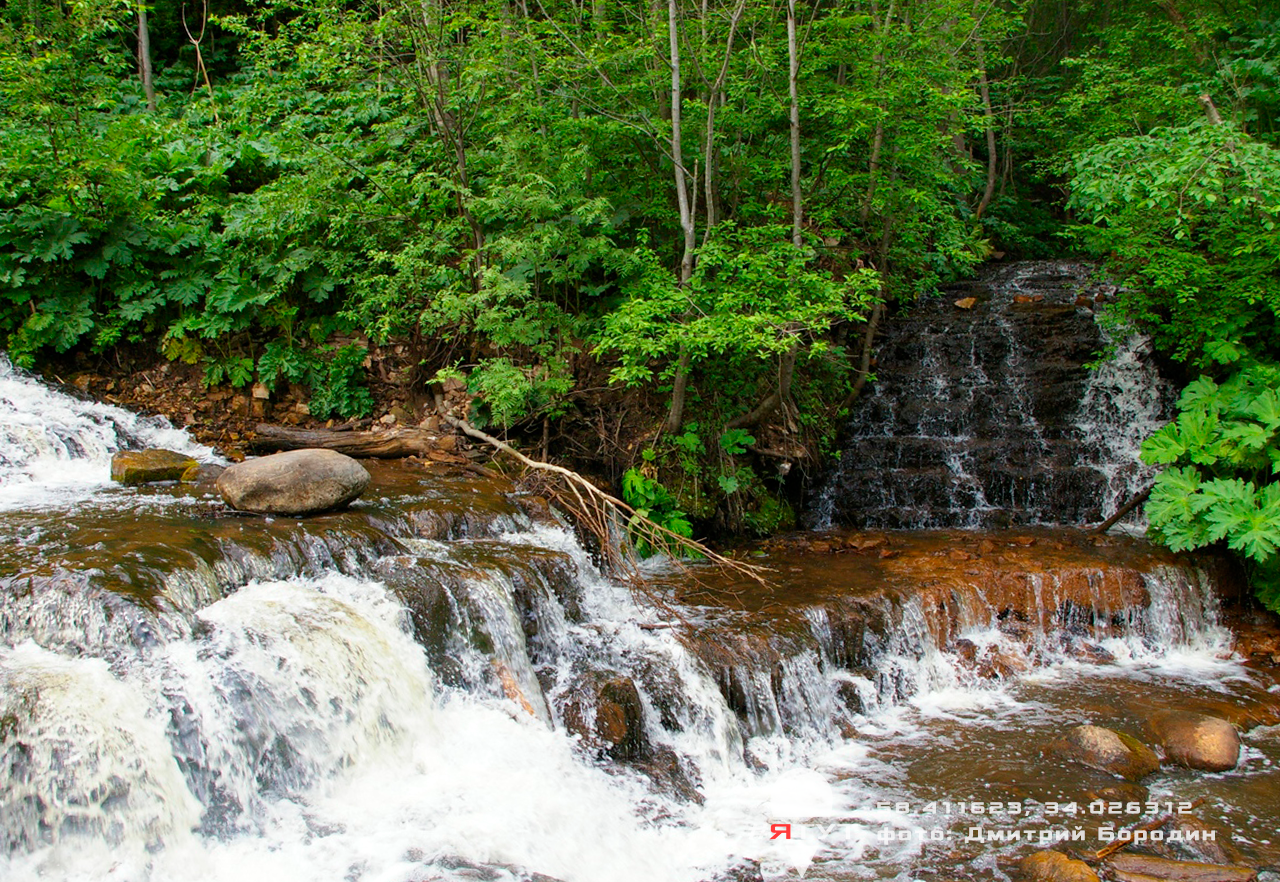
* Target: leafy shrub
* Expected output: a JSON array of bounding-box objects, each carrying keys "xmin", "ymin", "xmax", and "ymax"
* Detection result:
[
  {"xmin": 1142, "ymin": 362, "xmax": 1280, "ymax": 610},
  {"xmin": 620, "ymin": 468, "xmax": 694, "ymax": 558},
  {"xmin": 308, "ymin": 344, "xmax": 375, "ymax": 421}
]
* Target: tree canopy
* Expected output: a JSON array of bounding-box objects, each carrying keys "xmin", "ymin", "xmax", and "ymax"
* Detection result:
[{"xmin": 1, "ymin": 0, "xmax": 1278, "ymax": 572}]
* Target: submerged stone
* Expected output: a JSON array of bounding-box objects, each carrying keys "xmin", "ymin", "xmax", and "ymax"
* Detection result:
[
  {"xmin": 1146, "ymin": 710, "xmax": 1241, "ymax": 772},
  {"xmin": 1018, "ymin": 850, "xmax": 1100, "ymax": 882},
  {"xmin": 110, "ymin": 448, "xmax": 200, "ymax": 485},
  {"xmin": 1102, "ymin": 853, "xmax": 1256, "ymax": 882},
  {"xmin": 1046, "ymin": 724, "xmax": 1160, "ymax": 782},
  {"xmin": 560, "ymin": 670, "xmax": 648, "ymax": 762},
  {"xmin": 216, "ymin": 448, "xmax": 370, "ymax": 515}
]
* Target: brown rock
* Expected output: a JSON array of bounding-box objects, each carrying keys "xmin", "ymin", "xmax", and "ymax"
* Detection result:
[
  {"xmin": 1046, "ymin": 724, "xmax": 1160, "ymax": 781},
  {"xmin": 1161, "ymin": 815, "xmax": 1249, "ymax": 866},
  {"xmin": 492, "ymin": 658, "xmax": 538, "ymax": 717},
  {"xmin": 1147, "ymin": 710, "xmax": 1240, "ymax": 772},
  {"xmin": 561, "ymin": 672, "xmax": 648, "ymax": 762},
  {"xmin": 216, "ymin": 449, "xmax": 370, "ymax": 515},
  {"xmin": 1103, "ymin": 853, "xmax": 1255, "ymax": 882},
  {"xmin": 1018, "ymin": 850, "xmax": 1100, "ymax": 882},
  {"xmin": 846, "ymin": 535, "xmax": 887, "ymax": 552},
  {"xmin": 180, "ymin": 463, "xmax": 224, "ymax": 485},
  {"xmin": 110, "ymin": 449, "xmax": 200, "ymax": 485},
  {"xmin": 954, "ymin": 296, "xmax": 978, "ymax": 309}
]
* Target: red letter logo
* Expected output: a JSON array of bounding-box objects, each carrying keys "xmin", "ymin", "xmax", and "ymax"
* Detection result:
[{"xmin": 770, "ymin": 823, "xmax": 792, "ymax": 840}]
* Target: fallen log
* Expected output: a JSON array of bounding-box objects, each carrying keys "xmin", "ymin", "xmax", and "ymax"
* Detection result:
[{"xmin": 248, "ymin": 424, "xmax": 440, "ymax": 458}]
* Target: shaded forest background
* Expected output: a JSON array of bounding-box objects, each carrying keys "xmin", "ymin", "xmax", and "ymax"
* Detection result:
[{"xmin": 2, "ymin": 0, "xmax": 1279, "ymax": 600}]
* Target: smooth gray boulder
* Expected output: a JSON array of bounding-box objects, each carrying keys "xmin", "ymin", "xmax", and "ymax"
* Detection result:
[{"xmin": 216, "ymin": 449, "xmax": 370, "ymax": 515}]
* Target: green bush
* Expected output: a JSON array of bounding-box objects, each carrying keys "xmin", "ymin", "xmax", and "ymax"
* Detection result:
[{"xmin": 1142, "ymin": 362, "xmax": 1280, "ymax": 610}]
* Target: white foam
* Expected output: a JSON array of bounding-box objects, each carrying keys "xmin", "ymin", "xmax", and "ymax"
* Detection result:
[{"xmin": 0, "ymin": 355, "xmax": 217, "ymax": 510}]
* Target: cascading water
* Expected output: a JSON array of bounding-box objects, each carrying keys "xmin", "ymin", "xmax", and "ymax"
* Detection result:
[
  {"xmin": 1, "ymin": 358, "xmax": 1277, "ymax": 882},
  {"xmin": 810, "ymin": 261, "xmax": 1178, "ymax": 530},
  {"xmin": 0, "ymin": 355, "xmax": 217, "ymax": 509}
]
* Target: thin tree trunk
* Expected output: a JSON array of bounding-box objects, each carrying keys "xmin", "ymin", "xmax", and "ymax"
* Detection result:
[
  {"xmin": 838, "ymin": 301, "xmax": 884, "ymax": 410},
  {"xmin": 974, "ymin": 38, "xmax": 997, "ymax": 220},
  {"xmin": 787, "ymin": 0, "xmax": 802, "ymax": 247},
  {"xmin": 137, "ymin": 1, "xmax": 156, "ymax": 111},
  {"xmin": 725, "ymin": 347, "xmax": 797, "ymax": 430},
  {"xmin": 859, "ymin": 0, "xmax": 894, "ymax": 226},
  {"xmin": 669, "ymin": 0, "xmax": 696, "ymax": 285},
  {"xmin": 665, "ymin": 0, "xmax": 698, "ymax": 433},
  {"xmin": 701, "ymin": 0, "xmax": 747, "ymax": 241}
]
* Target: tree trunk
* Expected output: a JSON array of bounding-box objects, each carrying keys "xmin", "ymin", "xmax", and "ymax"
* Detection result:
[
  {"xmin": 664, "ymin": 0, "xmax": 698, "ymax": 433},
  {"xmin": 137, "ymin": 1, "xmax": 156, "ymax": 111},
  {"xmin": 974, "ymin": 38, "xmax": 998, "ymax": 220},
  {"xmin": 701, "ymin": 0, "xmax": 747, "ymax": 242},
  {"xmin": 859, "ymin": 0, "xmax": 893, "ymax": 226},
  {"xmin": 787, "ymin": 0, "xmax": 802, "ymax": 247}
]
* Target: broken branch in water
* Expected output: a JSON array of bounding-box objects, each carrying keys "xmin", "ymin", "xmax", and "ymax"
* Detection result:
[
  {"xmin": 1093, "ymin": 485, "xmax": 1152, "ymax": 534},
  {"xmin": 432, "ymin": 391, "xmax": 770, "ymax": 592}
]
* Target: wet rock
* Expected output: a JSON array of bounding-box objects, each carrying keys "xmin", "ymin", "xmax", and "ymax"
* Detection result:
[
  {"xmin": 954, "ymin": 296, "xmax": 978, "ymax": 309},
  {"xmin": 1046, "ymin": 724, "xmax": 1159, "ymax": 781},
  {"xmin": 1159, "ymin": 816, "xmax": 1249, "ymax": 866},
  {"xmin": 1146, "ymin": 711, "xmax": 1240, "ymax": 772},
  {"xmin": 561, "ymin": 671, "xmax": 648, "ymax": 761},
  {"xmin": 638, "ymin": 744, "xmax": 704, "ymax": 804},
  {"xmin": 702, "ymin": 858, "xmax": 764, "ymax": 882},
  {"xmin": 1103, "ymin": 853, "xmax": 1256, "ymax": 882},
  {"xmin": 180, "ymin": 462, "xmax": 224, "ymax": 485},
  {"xmin": 410, "ymin": 855, "xmax": 565, "ymax": 881},
  {"xmin": 493, "ymin": 658, "xmax": 539, "ymax": 718},
  {"xmin": 954, "ymin": 639, "xmax": 1030, "ymax": 679},
  {"xmin": 216, "ymin": 448, "xmax": 370, "ymax": 515},
  {"xmin": 110, "ymin": 449, "xmax": 200, "ymax": 485},
  {"xmin": 1018, "ymin": 849, "xmax": 1100, "ymax": 882}
]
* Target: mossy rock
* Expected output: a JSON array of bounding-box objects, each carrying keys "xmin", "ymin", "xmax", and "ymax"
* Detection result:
[{"xmin": 110, "ymin": 449, "xmax": 200, "ymax": 485}]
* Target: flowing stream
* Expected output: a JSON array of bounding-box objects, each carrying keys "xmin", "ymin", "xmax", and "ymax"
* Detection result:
[{"xmin": 1, "ymin": 268, "xmax": 1279, "ymax": 882}]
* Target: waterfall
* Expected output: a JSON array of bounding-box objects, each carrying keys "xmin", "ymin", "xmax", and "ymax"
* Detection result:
[
  {"xmin": 0, "ymin": 356, "xmax": 1269, "ymax": 882},
  {"xmin": 0, "ymin": 355, "xmax": 217, "ymax": 510},
  {"xmin": 810, "ymin": 261, "xmax": 1176, "ymax": 530}
]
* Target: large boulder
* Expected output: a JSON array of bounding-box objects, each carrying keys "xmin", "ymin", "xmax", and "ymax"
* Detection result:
[
  {"xmin": 111, "ymin": 449, "xmax": 200, "ymax": 485},
  {"xmin": 1045, "ymin": 724, "xmax": 1160, "ymax": 782},
  {"xmin": 216, "ymin": 449, "xmax": 370, "ymax": 515},
  {"xmin": 1147, "ymin": 710, "xmax": 1241, "ymax": 772}
]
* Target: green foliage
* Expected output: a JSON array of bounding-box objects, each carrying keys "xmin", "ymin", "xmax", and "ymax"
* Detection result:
[
  {"xmin": 464, "ymin": 357, "xmax": 573, "ymax": 432},
  {"xmin": 595, "ymin": 225, "xmax": 880, "ymax": 387},
  {"xmin": 307, "ymin": 344, "xmax": 375, "ymax": 421},
  {"xmin": 620, "ymin": 468, "xmax": 694, "ymax": 558},
  {"xmin": 719, "ymin": 429, "xmax": 756, "ymax": 456},
  {"xmin": 1142, "ymin": 363, "xmax": 1280, "ymax": 610},
  {"xmin": 1070, "ymin": 122, "xmax": 1280, "ymax": 367}
]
